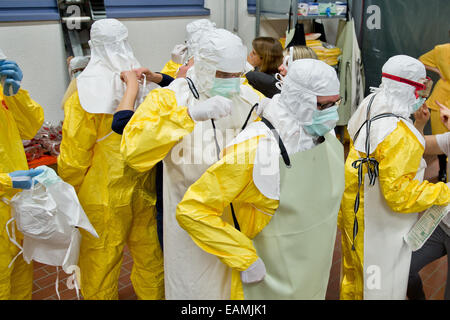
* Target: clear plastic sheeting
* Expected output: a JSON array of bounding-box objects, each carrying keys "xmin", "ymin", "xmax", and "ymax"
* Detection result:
[{"xmin": 23, "ymin": 122, "xmax": 63, "ymax": 161}]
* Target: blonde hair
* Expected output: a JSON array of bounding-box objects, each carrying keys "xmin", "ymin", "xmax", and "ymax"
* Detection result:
[
  {"xmin": 252, "ymin": 37, "xmax": 284, "ymax": 74},
  {"xmin": 284, "ymin": 46, "xmax": 318, "ymax": 61}
]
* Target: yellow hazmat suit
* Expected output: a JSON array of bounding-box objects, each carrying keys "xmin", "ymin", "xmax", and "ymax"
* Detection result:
[
  {"xmin": 175, "ymin": 59, "xmax": 343, "ymax": 300},
  {"xmin": 122, "ymin": 27, "xmax": 261, "ymax": 299},
  {"xmin": 176, "ymin": 136, "xmax": 278, "ymax": 299},
  {"xmin": 160, "ymin": 60, "xmax": 181, "ymax": 79},
  {"xmin": 0, "ymin": 86, "xmax": 44, "ymax": 299},
  {"xmin": 419, "ymin": 44, "xmax": 450, "ymax": 135},
  {"xmin": 58, "ymin": 92, "xmax": 163, "ymax": 300},
  {"xmin": 340, "ymin": 122, "xmax": 450, "ymax": 299},
  {"xmin": 57, "ymin": 19, "xmax": 163, "ymax": 300},
  {"xmin": 340, "ymin": 55, "xmax": 450, "ymax": 299}
]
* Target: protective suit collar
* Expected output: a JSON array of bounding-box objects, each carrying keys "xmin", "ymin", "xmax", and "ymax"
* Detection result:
[
  {"xmin": 348, "ymin": 55, "xmax": 426, "ymax": 153},
  {"xmin": 77, "ymin": 19, "xmax": 142, "ymax": 114}
]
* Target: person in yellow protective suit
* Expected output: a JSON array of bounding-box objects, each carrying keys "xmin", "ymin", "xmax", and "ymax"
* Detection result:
[
  {"xmin": 160, "ymin": 19, "xmax": 216, "ymax": 78},
  {"xmin": 175, "ymin": 59, "xmax": 344, "ymax": 300},
  {"xmin": 419, "ymin": 43, "xmax": 450, "ymax": 182},
  {"xmin": 121, "ymin": 28, "xmax": 262, "ymax": 299},
  {"xmin": 340, "ymin": 55, "xmax": 450, "ymax": 300},
  {"xmin": 0, "ymin": 49, "xmax": 45, "ymax": 299},
  {"xmin": 57, "ymin": 19, "xmax": 163, "ymax": 300},
  {"xmin": 60, "ymin": 55, "xmax": 90, "ymax": 110}
]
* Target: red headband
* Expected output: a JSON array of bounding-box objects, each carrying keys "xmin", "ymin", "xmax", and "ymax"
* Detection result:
[{"xmin": 381, "ymin": 73, "xmax": 426, "ymax": 90}]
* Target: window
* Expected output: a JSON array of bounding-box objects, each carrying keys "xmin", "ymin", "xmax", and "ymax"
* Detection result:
[
  {"xmin": 104, "ymin": 0, "xmax": 210, "ymax": 18},
  {"xmin": 0, "ymin": 0, "xmax": 60, "ymax": 22},
  {"xmin": 247, "ymin": 0, "xmax": 256, "ymax": 14}
]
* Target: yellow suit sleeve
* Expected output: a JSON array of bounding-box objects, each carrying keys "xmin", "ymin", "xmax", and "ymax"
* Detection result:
[
  {"xmin": 160, "ymin": 60, "xmax": 182, "ymax": 79},
  {"xmin": 0, "ymin": 173, "xmax": 12, "ymax": 197},
  {"xmin": 176, "ymin": 136, "xmax": 279, "ymax": 272},
  {"xmin": 2, "ymin": 88, "xmax": 44, "ymax": 140},
  {"xmin": 378, "ymin": 122, "xmax": 450, "ymax": 213},
  {"xmin": 57, "ymin": 92, "xmax": 98, "ymax": 192},
  {"xmin": 419, "ymin": 47, "xmax": 437, "ymax": 68},
  {"xmin": 121, "ymin": 88, "xmax": 195, "ymax": 172}
]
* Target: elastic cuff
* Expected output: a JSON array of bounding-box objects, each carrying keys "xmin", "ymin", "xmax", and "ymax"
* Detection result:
[
  {"xmin": 112, "ymin": 110, "xmax": 135, "ymax": 134},
  {"xmin": 156, "ymin": 72, "xmax": 175, "ymax": 87}
]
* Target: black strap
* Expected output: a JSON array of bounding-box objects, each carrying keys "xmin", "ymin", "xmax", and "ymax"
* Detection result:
[
  {"xmin": 188, "ymin": 80, "xmax": 257, "ymax": 232},
  {"xmin": 186, "ymin": 77, "xmax": 199, "ymax": 100},
  {"xmin": 241, "ymin": 103, "xmax": 259, "ymax": 131},
  {"xmin": 210, "ymin": 118, "xmax": 241, "ymax": 231},
  {"xmin": 350, "ymin": 95, "xmax": 406, "ymax": 251},
  {"xmin": 352, "ymin": 113, "xmax": 407, "ymax": 144},
  {"xmin": 260, "ymin": 117, "xmax": 291, "ymax": 168},
  {"xmin": 211, "ymin": 119, "xmax": 221, "ymax": 160}
]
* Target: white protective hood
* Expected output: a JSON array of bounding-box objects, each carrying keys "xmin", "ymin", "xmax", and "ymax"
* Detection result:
[
  {"xmin": 265, "ymin": 59, "xmax": 340, "ymax": 154},
  {"xmin": 228, "ymin": 59, "xmax": 340, "ymax": 199},
  {"xmin": 348, "ymin": 55, "xmax": 426, "ymax": 153},
  {"xmin": 69, "ymin": 56, "xmax": 90, "ymax": 73},
  {"xmin": 187, "ymin": 28, "xmax": 247, "ymax": 97},
  {"xmin": 77, "ymin": 19, "xmax": 143, "ymax": 114},
  {"xmin": 185, "ymin": 19, "xmax": 216, "ymax": 61}
]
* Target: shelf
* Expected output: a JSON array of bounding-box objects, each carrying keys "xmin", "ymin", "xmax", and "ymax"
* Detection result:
[
  {"xmin": 297, "ymin": 15, "xmax": 347, "ymax": 20},
  {"xmin": 255, "ymin": 0, "xmax": 347, "ymax": 36},
  {"xmin": 258, "ymin": 13, "xmax": 347, "ymax": 20}
]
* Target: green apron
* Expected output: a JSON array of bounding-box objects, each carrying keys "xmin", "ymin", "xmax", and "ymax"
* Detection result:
[{"xmin": 243, "ymin": 133, "xmax": 345, "ymax": 299}]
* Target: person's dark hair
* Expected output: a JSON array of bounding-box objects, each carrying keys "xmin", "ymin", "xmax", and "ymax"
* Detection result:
[{"xmin": 252, "ymin": 37, "xmax": 284, "ymax": 74}]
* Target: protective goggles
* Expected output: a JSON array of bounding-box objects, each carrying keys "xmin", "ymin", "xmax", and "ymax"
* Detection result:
[
  {"xmin": 317, "ymin": 97, "xmax": 342, "ymax": 110},
  {"xmin": 382, "ymin": 73, "xmax": 433, "ymax": 99}
]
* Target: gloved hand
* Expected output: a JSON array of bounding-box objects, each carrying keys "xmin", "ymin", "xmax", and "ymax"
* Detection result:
[
  {"xmin": 0, "ymin": 60, "xmax": 23, "ymax": 96},
  {"xmin": 188, "ymin": 95, "xmax": 233, "ymax": 122},
  {"xmin": 8, "ymin": 168, "xmax": 44, "ymax": 190},
  {"xmin": 171, "ymin": 44, "xmax": 188, "ymax": 65},
  {"xmin": 240, "ymin": 257, "xmax": 266, "ymax": 284}
]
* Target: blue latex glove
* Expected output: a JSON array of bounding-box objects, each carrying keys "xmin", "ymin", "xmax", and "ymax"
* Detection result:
[
  {"xmin": 8, "ymin": 168, "xmax": 44, "ymax": 190},
  {"xmin": 0, "ymin": 60, "xmax": 23, "ymax": 96}
]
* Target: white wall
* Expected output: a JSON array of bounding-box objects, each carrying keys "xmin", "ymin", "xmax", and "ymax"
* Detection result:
[
  {"xmin": 0, "ymin": 0, "xmax": 339, "ymax": 124},
  {"xmin": 0, "ymin": 21, "xmax": 68, "ymax": 123}
]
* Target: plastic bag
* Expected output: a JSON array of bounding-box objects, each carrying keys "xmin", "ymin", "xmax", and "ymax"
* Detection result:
[
  {"xmin": 4, "ymin": 166, "xmax": 98, "ymax": 299},
  {"xmin": 23, "ymin": 121, "xmax": 63, "ymax": 160}
]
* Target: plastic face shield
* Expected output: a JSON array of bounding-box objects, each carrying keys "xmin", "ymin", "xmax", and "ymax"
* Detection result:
[{"xmin": 416, "ymin": 77, "xmax": 433, "ymax": 98}]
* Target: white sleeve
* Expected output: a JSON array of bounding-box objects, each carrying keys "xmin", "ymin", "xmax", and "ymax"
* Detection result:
[{"xmin": 435, "ymin": 132, "xmax": 450, "ymax": 156}]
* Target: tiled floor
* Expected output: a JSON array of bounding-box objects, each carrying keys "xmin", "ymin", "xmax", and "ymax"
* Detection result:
[
  {"xmin": 31, "ymin": 151, "xmax": 448, "ymax": 300},
  {"xmin": 32, "ymin": 247, "xmax": 137, "ymax": 300}
]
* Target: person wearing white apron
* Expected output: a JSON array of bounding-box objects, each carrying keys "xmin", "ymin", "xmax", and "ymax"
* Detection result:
[
  {"xmin": 340, "ymin": 55, "xmax": 450, "ymax": 300},
  {"xmin": 176, "ymin": 59, "xmax": 344, "ymax": 299},
  {"xmin": 121, "ymin": 28, "xmax": 262, "ymax": 299}
]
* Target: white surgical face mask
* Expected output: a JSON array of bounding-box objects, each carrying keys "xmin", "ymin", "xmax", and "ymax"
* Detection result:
[
  {"xmin": 209, "ymin": 77, "xmax": 241, "ymax": 98},
  {"xmin": 411, "ymin": 97, "xmax": 426, "ymax": 113}
]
